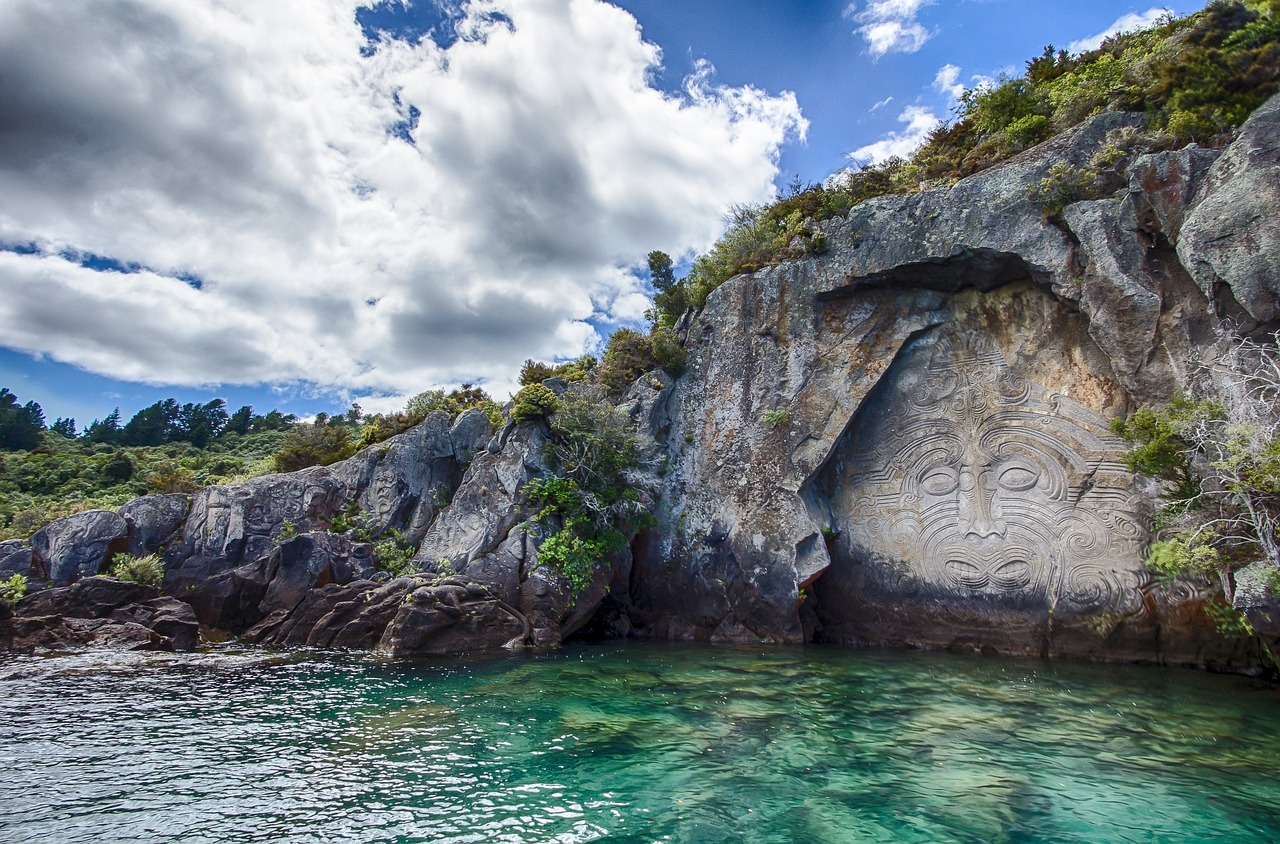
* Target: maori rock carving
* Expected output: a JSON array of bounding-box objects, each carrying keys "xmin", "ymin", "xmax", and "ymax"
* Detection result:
[{"xmin": 833, "ymin": 328, "xmax": 1147, "ymax": 616}]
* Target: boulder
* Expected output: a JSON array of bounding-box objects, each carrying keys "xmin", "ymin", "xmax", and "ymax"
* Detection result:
[
  {"xmin": 450, "ymin": 407, "xmax": 493, "ymax": 464},
  {"xmin": 1, "ymin": 577, "xmax": 197, "ymax": 652},
  {"xmin": 110, "ymin": 597, "xmax": 200, "ymax": 651},
  {"xmin": 16, "ymin": 576, "xmax": 158, "ymax": 618},
  {"xmin": 0, "ymin": 540, "xmax": 34, "ymax": 580},
  {"xmin": 119, "ymin": 495, "xmax": 189, "ymax": 557},
  {"xmin": 30, "ymin": 510, "xmax": 129, "ymax": 584},
  {"xmin": 1122, "ymin": 146, "xmax": 1220, "ymax": 244},
  {"xmin": 332, "ymin": 411, "xmax": 461, "ymax": 544},
  {"xmin": 1179, "ymin": 92, "xmax": 1280, "ymax": 324},
  {"xmin": 168, "ymin": 467, "xmax": 346, "ymax": 586}
]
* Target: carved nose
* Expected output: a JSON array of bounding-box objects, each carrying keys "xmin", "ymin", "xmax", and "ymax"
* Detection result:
[{"xmin": 958, "ymin": 469, "xmax": 1007, "ymax": 539}]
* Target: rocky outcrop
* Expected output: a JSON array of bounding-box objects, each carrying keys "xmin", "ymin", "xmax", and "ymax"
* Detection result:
[
  {"xmin": 2, "ymin": 577, "xmax": 198, "ymax": 652},
  {"xmin": 625, "ymin": 95, "xmax": 1280, "ymax": 671},
  {"xmin": 4, "ymin": 96, "xmax": 1278, "ymax": 668},
  {"xmin": 30, "ymin": 509, "xmax": 128, "ymax": 584},
  {"xmin": 1178, "ymin": 93, "xmax": 1280, "ymax": 325}
]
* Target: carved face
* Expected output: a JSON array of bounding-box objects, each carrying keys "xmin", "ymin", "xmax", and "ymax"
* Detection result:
[{"xmin": 835, "ymin": 332, "xmax": 1145, "ymax": 612}]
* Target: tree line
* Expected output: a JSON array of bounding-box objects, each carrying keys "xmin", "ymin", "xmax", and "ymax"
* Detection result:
[{"xmin": 0, "ymin": 388, "xmax": 305, "ymax": 452}]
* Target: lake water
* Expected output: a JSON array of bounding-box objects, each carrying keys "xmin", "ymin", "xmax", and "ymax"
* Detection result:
[{"xmin": 1, "ymin": 643, "xmax": 1278, "ymax": 843}]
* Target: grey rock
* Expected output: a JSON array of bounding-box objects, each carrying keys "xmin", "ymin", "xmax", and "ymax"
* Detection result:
[
  {"xmin": 1179, "ymin": 92, "xmax": 1280, "ymax": 323},
  {"xmin": 332, "ymin": 411, "xmax": 459, "ymax": 544},
  {"xmin": 119, "ymin": 495, "xmax": 189, "ymax": 558},
  {"xmin": 110, "ymin": 597, "xmax": 199, "ymax": 651},
  {"xmin": 0, "ymin": 540, "xmax": 34, "ymax": 580},
  {"xmin": 17, "ymin": 576, "xmax": 157, "ymax": 619},
  {"xmin": 1, "ymin": 576, "xmax": 196, "ymax": 652},
  {"xmin": 449, "ymin": 407, "xmax": 494, "ymax": 464},
  {"xmin": 30, "ymin": 510, "xmax": 129, "ymax": 584},
  {"xmin": 169, "ymin": 467, "xmax": 346, "ymax": 585},
  {"xmin": 1122, "ymin": 146, "xmax": 1220, "ymax": 244},
  {"xmin": 378, "ymin": 578, "xmax": 526, "ymax": 656},
  {"xmin": 415, "ymin": 422, "xmax": 550, "ymax": 572}
]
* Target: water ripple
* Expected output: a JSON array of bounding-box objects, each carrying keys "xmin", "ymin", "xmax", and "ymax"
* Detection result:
[{"xmin": 1, "ymin": 644, "xmax": 1278, "ymax": 843}]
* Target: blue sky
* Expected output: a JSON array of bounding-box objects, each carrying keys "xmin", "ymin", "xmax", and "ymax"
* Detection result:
[{"xmin": 0, "ymin": 0, "xmax": 1204, "ymax": 428}]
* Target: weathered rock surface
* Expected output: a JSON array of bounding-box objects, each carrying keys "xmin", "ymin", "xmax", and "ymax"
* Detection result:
[
  {"xmin": 1179, "ymin": 93, "xmax": 1280, "ymax": 324},
  {"xmin": 119, "ymin": 495, "xmax": 189, "ymax": 558},
  {"xmin": 1, "ymin": 577, "xmax": 198, "ymax": 652},
  {"xmin": 6, "ymin": 95, "xmax": 1279, "ymax": 670},
  {"xmin": 30, "ymin": 510, "xmax": 128, "ymax": 585},
  {"xmin": 625, "ymin": 94, "xmax": 1280, "ymax": 671}
]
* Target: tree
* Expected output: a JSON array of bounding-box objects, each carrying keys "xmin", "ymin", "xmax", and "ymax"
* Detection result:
[
  {"xmin": 227, "ymin": 405, "xmax": 253, "ymax": 435},
  {"xmin": 272, "ymin": 422, "xmax": 354, "ymax": 472},
  {"xmin": 175, "ymin": 399, "xmax": 228, "ymax": 447},
  {"xmin": 51, "ymin": 417, "xmax": 77, "ymax": 439},
  {"xmin": 123, "ymin": 399, "xmax": 180, "ymax": 446},
  {"xmin": 0, "ymin": 389, "xmax": 45, "ymax": 451},
  {"xmin": 647, "ymin": 250, "xmax": 676, "ymax": 293},
  {"xmin": 82, "ymin": 409, "xmax": 123, "ymax": 445},
  {"xmin": 1114, "ymin": 332, "xmax": 1280, "ymax": 602}
]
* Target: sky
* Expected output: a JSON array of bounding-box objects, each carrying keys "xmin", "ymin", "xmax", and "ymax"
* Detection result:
[{"xmin": 0, "ymin": 0, "xmax": 1207, "ymax": 427}]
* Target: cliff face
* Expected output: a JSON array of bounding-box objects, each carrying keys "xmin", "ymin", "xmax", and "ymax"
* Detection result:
[
  {"xmin": 3, "ymin": 95, "xmax": 1279, "ymax": 667},
  {"xmin": 629, "ymin": 94, "xmax": 1280, "ymax": 667}
]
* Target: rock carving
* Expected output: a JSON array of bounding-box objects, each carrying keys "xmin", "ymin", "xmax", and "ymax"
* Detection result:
[{"xmin": 833, "ymin": 329, "xmax": 1147, "ymax": 614}]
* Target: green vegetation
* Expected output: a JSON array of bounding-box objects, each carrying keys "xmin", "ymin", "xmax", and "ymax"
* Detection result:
[
  {"xmin": 373, "ymin": 527, "xmax": 416, "ymax": 577},
  {"xmin": 524, "ymin": 386, "xmax": 651, "ymax": 598},
  {"xmin": 518, "ymin": 355, "xmax": 596, "ymax": 386},
  {"xmin": 511, "ymin": 384, "xmax": 561, "ymax": 423},
  {"xmin": 1113, "ymin": 333, "xmax": 1280, "ymax": 632},
  {"xmin": 354, "ymin": 384, "xmax": 505, "ymax": 452},
  {"xmin": 649, "ymin": 1, "xmax": 1280, "ymax": 328},
  {"xmin": 0, "ymin": 573, "xmax": 27, "ymax": 612},
  {"xmin": 107, "ymin": 553, "xmax": 164, "ymax": 587},
  {"xmin": 763, "ymin": 409, "xmax": 790, "ymax": 429}
]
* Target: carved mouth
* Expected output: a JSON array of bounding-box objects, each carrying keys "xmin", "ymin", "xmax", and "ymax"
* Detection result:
[{"xmin": 943, "ymin": 558, "xmax": 1033, "ymax": 590}]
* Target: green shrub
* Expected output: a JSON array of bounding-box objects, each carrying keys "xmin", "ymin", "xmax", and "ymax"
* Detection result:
[
  {"xmin": 1030, "ymin": 162, "xmax": 1102, "ymax": 219},
  {"xmin": 763, "ymin": 409, "xmax": 789, "ymax": 429},
  {"xmin": 599, "ymin": 328, "xmax": 659, "ymax": 396},
  {"xmin": 275, "ymin": 520, "xmax": 298, "ymax": 545},
  {"xmin": 0, "ymin": 573, "xmax": 27, "ymax": 610},
  {"xmin": 512, "ymin": 384, "xmax": 561, "ymax": 423},
  {"xmin": 108, "ymin": 553, "xmax": 164, "ymax": 586},
  {"xmin": 650, "ymin": 327, "xmax": 686, "ymax": 377},
  {"xmin": 374, "ymin": 527, "xmax": 416, "ymax": 577},
  {"xmin": 145, "ymin": 460, "xmax": 201, "ymax": 494},
  {"xmin": 522, "ymin": 386, "xmax": 652, "ymax": 599},
  {"xmin": 271, "ymin": 422, "xmax": 354, "ymax": 472}
]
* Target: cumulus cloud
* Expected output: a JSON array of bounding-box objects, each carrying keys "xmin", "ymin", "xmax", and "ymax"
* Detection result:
[
  {"xmin": 1068, "ymin": 7, "xmax": 1170, "ymax": 53},
  {"xmin": 0, "ymin": 0, "xmax": 805, "ymax": 401},
  {"xmin": 844, "ymin": 105, "xmax": 941, "ymax": 166},
  {"xmin": 932, "ymin": 63, "xmax": 995, "ymax": 103},
  {"xmin": 844, "ymin": 0, "xmax": 935, "ymax": 59},
  {"xmin": 933, "ymin": 63, "xmax": 965, "ymax": 100}
]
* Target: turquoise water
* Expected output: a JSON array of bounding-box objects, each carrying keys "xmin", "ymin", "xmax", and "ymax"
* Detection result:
[{"xmin": 1, "ymin": 644, "xmax": 1278, "ymax": 844}]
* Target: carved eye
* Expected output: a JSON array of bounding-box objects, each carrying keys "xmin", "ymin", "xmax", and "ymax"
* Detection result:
[
  {"xmin": 920, "ymin": 467, "xmax": 958, "ymax": 495},
  {"xmin": 998, "ymin": 465, "xmax": 1039, "ymax": 491}
]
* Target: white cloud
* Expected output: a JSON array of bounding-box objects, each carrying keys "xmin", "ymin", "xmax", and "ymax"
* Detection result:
[
  {"xmin": 1068, "ymin": 7, "xmax": 1170, "ymax": 54},
  {"xmin": 933, "ymin": 63, "xmax": 964, "ymax": 100},
  {"xmin": 844, "ymin": 0, "xmax": 935, "ymax": 59},
  {"xmin": 0, "ymin": 0, "xmax": 805, "ymax": 402},
  {"xmin": 844, "ymin": 105, "xmax": 941, "ymax": 166},
  {"xmin": 870, "ymin": 95, "xmax": 895, "ymax": 112},
  {"xmin": 932, "ymin": 64, "xmax": 995, "ymax": 102}
]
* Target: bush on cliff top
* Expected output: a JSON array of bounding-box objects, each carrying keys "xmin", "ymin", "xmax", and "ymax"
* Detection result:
[{"xmin": 651, "ymin": 1, "xmax": 1280, "ymax": 326}]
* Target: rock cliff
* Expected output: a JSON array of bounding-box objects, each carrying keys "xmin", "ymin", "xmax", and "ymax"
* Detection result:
[{"xmin": 3, "ymin": 94, "xmax": 1279, "ymax": 669}]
